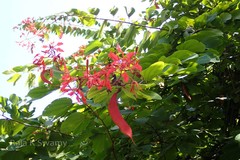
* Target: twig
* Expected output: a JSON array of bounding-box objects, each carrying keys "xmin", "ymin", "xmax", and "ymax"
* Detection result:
[
  {"xmin": 1, "ymin": 113, "xmax": 73, "ymax": 138},
  {"xmin": 54, "ymin": 12, "xmax": 163, "ymax": 30},
  {"xmin": 85, "ymin": 104, "xmax": 118, "ymax": 160}
]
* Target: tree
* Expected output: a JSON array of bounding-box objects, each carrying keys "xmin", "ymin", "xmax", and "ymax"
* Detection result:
[{"xmin": 1, "ymin": 0, "xmax": 240, "ymax": 159}]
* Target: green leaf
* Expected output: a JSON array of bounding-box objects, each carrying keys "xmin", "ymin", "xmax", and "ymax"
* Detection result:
[
  {"xmin": 42, "ymin": 98, "xmax": 72, "ymax": 117},
  {"xmin": 12, "ymin": 66, "xmax": 26, "ymax": 72},
  {"xmin": 2, "ymin": 70, "xmax": 14, "ymax": 75},
  {"xmin": 0, "ymin": 96, "xmax": 8, "ymax": 108},
  {"xmin": 140, "ymin": 54, "xmax": 159, "ymax": 69},
  {"xmin": 109, "ymin": 6, "xmax": 118, "ymax": 16},
  {"xmin": 87, "ymin": 87, "xmax": 103, "ymax": 99},
  {"xmin": 140, "ymin": 43, "xmax": 172, "ymax": 69},
  {"xmin": 141, "ymin": 61, "xmax": 166, "ymax": 81},
  {"xmin": 162, "ymin": 64, "xmax": 179, "ymax": 76},
  {"xmin": 51, "ymin": 24, "xmax": 62, "ymax": 37},
  {"xmin": 10, "ymin": 104, "xmax": 20, "ymax": 119},
  {"xmin": 176, "ymin": 39, "xmax": 206, "ymax": 52},
  {"xmin": 232, "ymin": 9, "xmax": 240, "ymax": 20},
  {"xmin": 159, "ymin": 56, "xmax": 181, "ymax": 65},
  {"xmin": 178, "ymin": 16, "xmax": 194, "ymax": 29},
  {"xmin": 121, "ymin": 87, "xmax": 136, "ymax": 100},
  {"xmin": 92, "ymin": 134, "xmax": 111, "ymax": 154},
  {"xmin": 60, "ymin": 112, "xmax": 86, "ymax": 134},
  {"xmin": 92, "ymin": 90, "xmax": 109, "ymax": 104},
  {"xmin": 12, "ymin": 123, "xmax": 25, "ymax": 136},
  {"xmin": 7, "ymin": 73, "xmax": 21, "ymax": 85},
  {"xmin": 124, "ymin": 7, "xmax": 135, "ymax": 18},
  {"xmin": 88, "ymin": 8, "xmax": 100, "ymax": 15},
  {"xmin": 197, "ymin": 48, "xmax": 220, "ymax": 64},
  {"xmin": 97, "ymin": 20, "xmax": 107, "ymax": 38},
  {"xmin": 84, "ymin": 40, "xmax": 103, "ymax": 55},
  {"xmin": 197, "ymin": 54, "xmax": 212, "ymax": 64},
  {"xmin": 26, "ymin": 73, "xmax": 36, "ymax": 88},
  {"xmin": 9, "ymin": 94, "xmax": 20, "ymax": 105},
  {"xmin": 76, "ymin": 10, "xmax": 96, "ymax": 26},
  {"xmin": 21, "ymin": 127, "xmax": 36, "ymax": 138},
  {"xmin": 148, "ymin": 43, "xmax": 172, "ymax": 55},
  {"xmin": 194, "ymin": 13, "xmax": 208, "ymax": 28},
  {"xmin": 146, "ymin": 6, "xmax": 156, "ymax": 20},
  {"xmin": 169, "ymin": 50, "xmax": 198, "ymax": 63},
  {"xmin": 220, "ymin": 12, "xmax": 232, "ymax": 23},
  {"xmin": 187, "ymin": 29, "xmax": 223, "ymax": 48},
  {"xmin": 164, "ymin": 21, "xmax": 178, "ymax": 34},
  {"xmin": 179, "ymin": 62, "xmax": 205, "ymax": 74},
  {"xmin": 137, "ymin": 90, "xmax": 162, "ymax": 100},
  {"xmin": 0, "ymin": 119, "xmax": 11, "ymax": 135},
  {"xmin": 27, "ymin": 85, "xmax": 57, "ymax": 100},
  {"xmin": 138, "ymin": 30, "xmax": 151, "ymax": 53},
  {"xmin": 123, "ymin": 25, "xmax": 136, "ymax": 46},
  {"xmin": 44, "ymin": 33, "xmax": 49, "ymax": 41}
]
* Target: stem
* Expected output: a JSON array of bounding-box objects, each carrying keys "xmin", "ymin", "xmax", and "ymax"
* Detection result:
[
  {"xmin": 85, "ymin": 104, "xmax": 118, "ymax": 160},
  {"xmin": 53, "ymin": 13, "xmax": 163, "ymax": 30},
  {"xmin": 93, "ymin": 16, "xmax": 162, "ymax": 30},
  {"xmin": 0, "ymin": 113, "xmax": 72, "ymax": 138}
]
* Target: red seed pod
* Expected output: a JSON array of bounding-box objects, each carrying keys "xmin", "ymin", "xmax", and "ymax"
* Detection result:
[{"xmin": 108, "ymin": 92, "xmax": 133, "ymax": 142}]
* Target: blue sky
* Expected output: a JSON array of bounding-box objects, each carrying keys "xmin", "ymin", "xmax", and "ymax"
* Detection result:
[{"xmin": 0, "ymin": 0, "xmax": 146, "ymax": 116}]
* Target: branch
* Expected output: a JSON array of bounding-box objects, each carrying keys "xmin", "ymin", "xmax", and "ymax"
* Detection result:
[
  {"xmin": 53, "ymin": 12, "xmax": 163, "ymax": 30},
  {"xmin": 85, "ymin": 104, "xmax": 118, "ymax": 160},
  {"xmin": 92, "ymin": 16, "xmax": 162, "ymax": 30},
  {"xmin": 1, "ymin": 113, "xmax": 73, "ymax": 138}
]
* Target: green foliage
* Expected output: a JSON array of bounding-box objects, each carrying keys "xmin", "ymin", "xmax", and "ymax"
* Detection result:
[{"xmin": 1, "ymin": 0, "xmax": 240, "ymax": 159}]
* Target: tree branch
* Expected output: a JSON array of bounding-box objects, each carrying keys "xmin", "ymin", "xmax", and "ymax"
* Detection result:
[{"xmin": 85, "ymin": 104, "xmax": 118, "ymax": 160}]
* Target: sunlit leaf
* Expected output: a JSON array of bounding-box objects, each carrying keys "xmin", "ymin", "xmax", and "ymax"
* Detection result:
[
  {"xmin": 9, "ymin": 94, "xmax": 20, "ymax": 105},
  {"xmin": 0, "ymin": 120, "xmax": 11, "ymax": 135},
  {"xmin": 137, "ymin": 90, "xmax": 162, "ymax": 100},
  {"xmin": 84, "ymin": 40, "xmax": 103, "ymax": 55},
  {"xmin": 2, "ymin": 70, "xmax": 14, "ymax": 75},
  {"xmin": 176, "ymin": 39, "xmax": 206, "ymax": 53},
  {"xmin": 7, "ymin": 73, "xmax": 21, "ymax": 85},
  {"xmin": 42, "ymin": 98, "xmax": 72, "ymax": 118},
  {"xmin": 27, "ymin": 85, "xmax": 57, "ymax": 100},
  {"xmin": 26, "ymin": 73, "xmax": 36, "ymax": 88},
  {"xmin": 12, "ymin": 123, "xmax": 25, "ymax": 136},
  {"xmin": 12, "ymin": 66, "xmax": 26, "ymax": 72},
  {"xmin": 169, "ymin": 50, "xmax": 198, "ymax": 63},
  {"xmin": 60, "ymin": 112, "xmax": 86, "ymax": 134},
  {"xmin": 0, "ymin": 96, "xmax": 8, "ymax": 108},
  {"xmin": 141, "ymin": 61, "xmax": 166, "ymax": 81},
  {"xmin": 121, "ymin": 87, "xmax": 136, "ymax": 100}
]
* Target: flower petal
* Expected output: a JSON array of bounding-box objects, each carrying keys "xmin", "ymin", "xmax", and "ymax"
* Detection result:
[{"xmin": 108, "ymin": 52, "xmax": 119, "ymax": 61}]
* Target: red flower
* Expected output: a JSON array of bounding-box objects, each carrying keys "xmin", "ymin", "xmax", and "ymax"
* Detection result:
[
  {"xmin": 108, "ymin": 52, "xmax": 119, "ymax": 61},
  {"xmin": 121, "ymin": 72, "xmax": 129, "ymax": 82}
]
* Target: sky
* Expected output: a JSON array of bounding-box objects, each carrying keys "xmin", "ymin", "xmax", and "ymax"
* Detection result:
[{"xmin": 0, "ymin": 0, "xmax": 147, "ymax": 116}]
